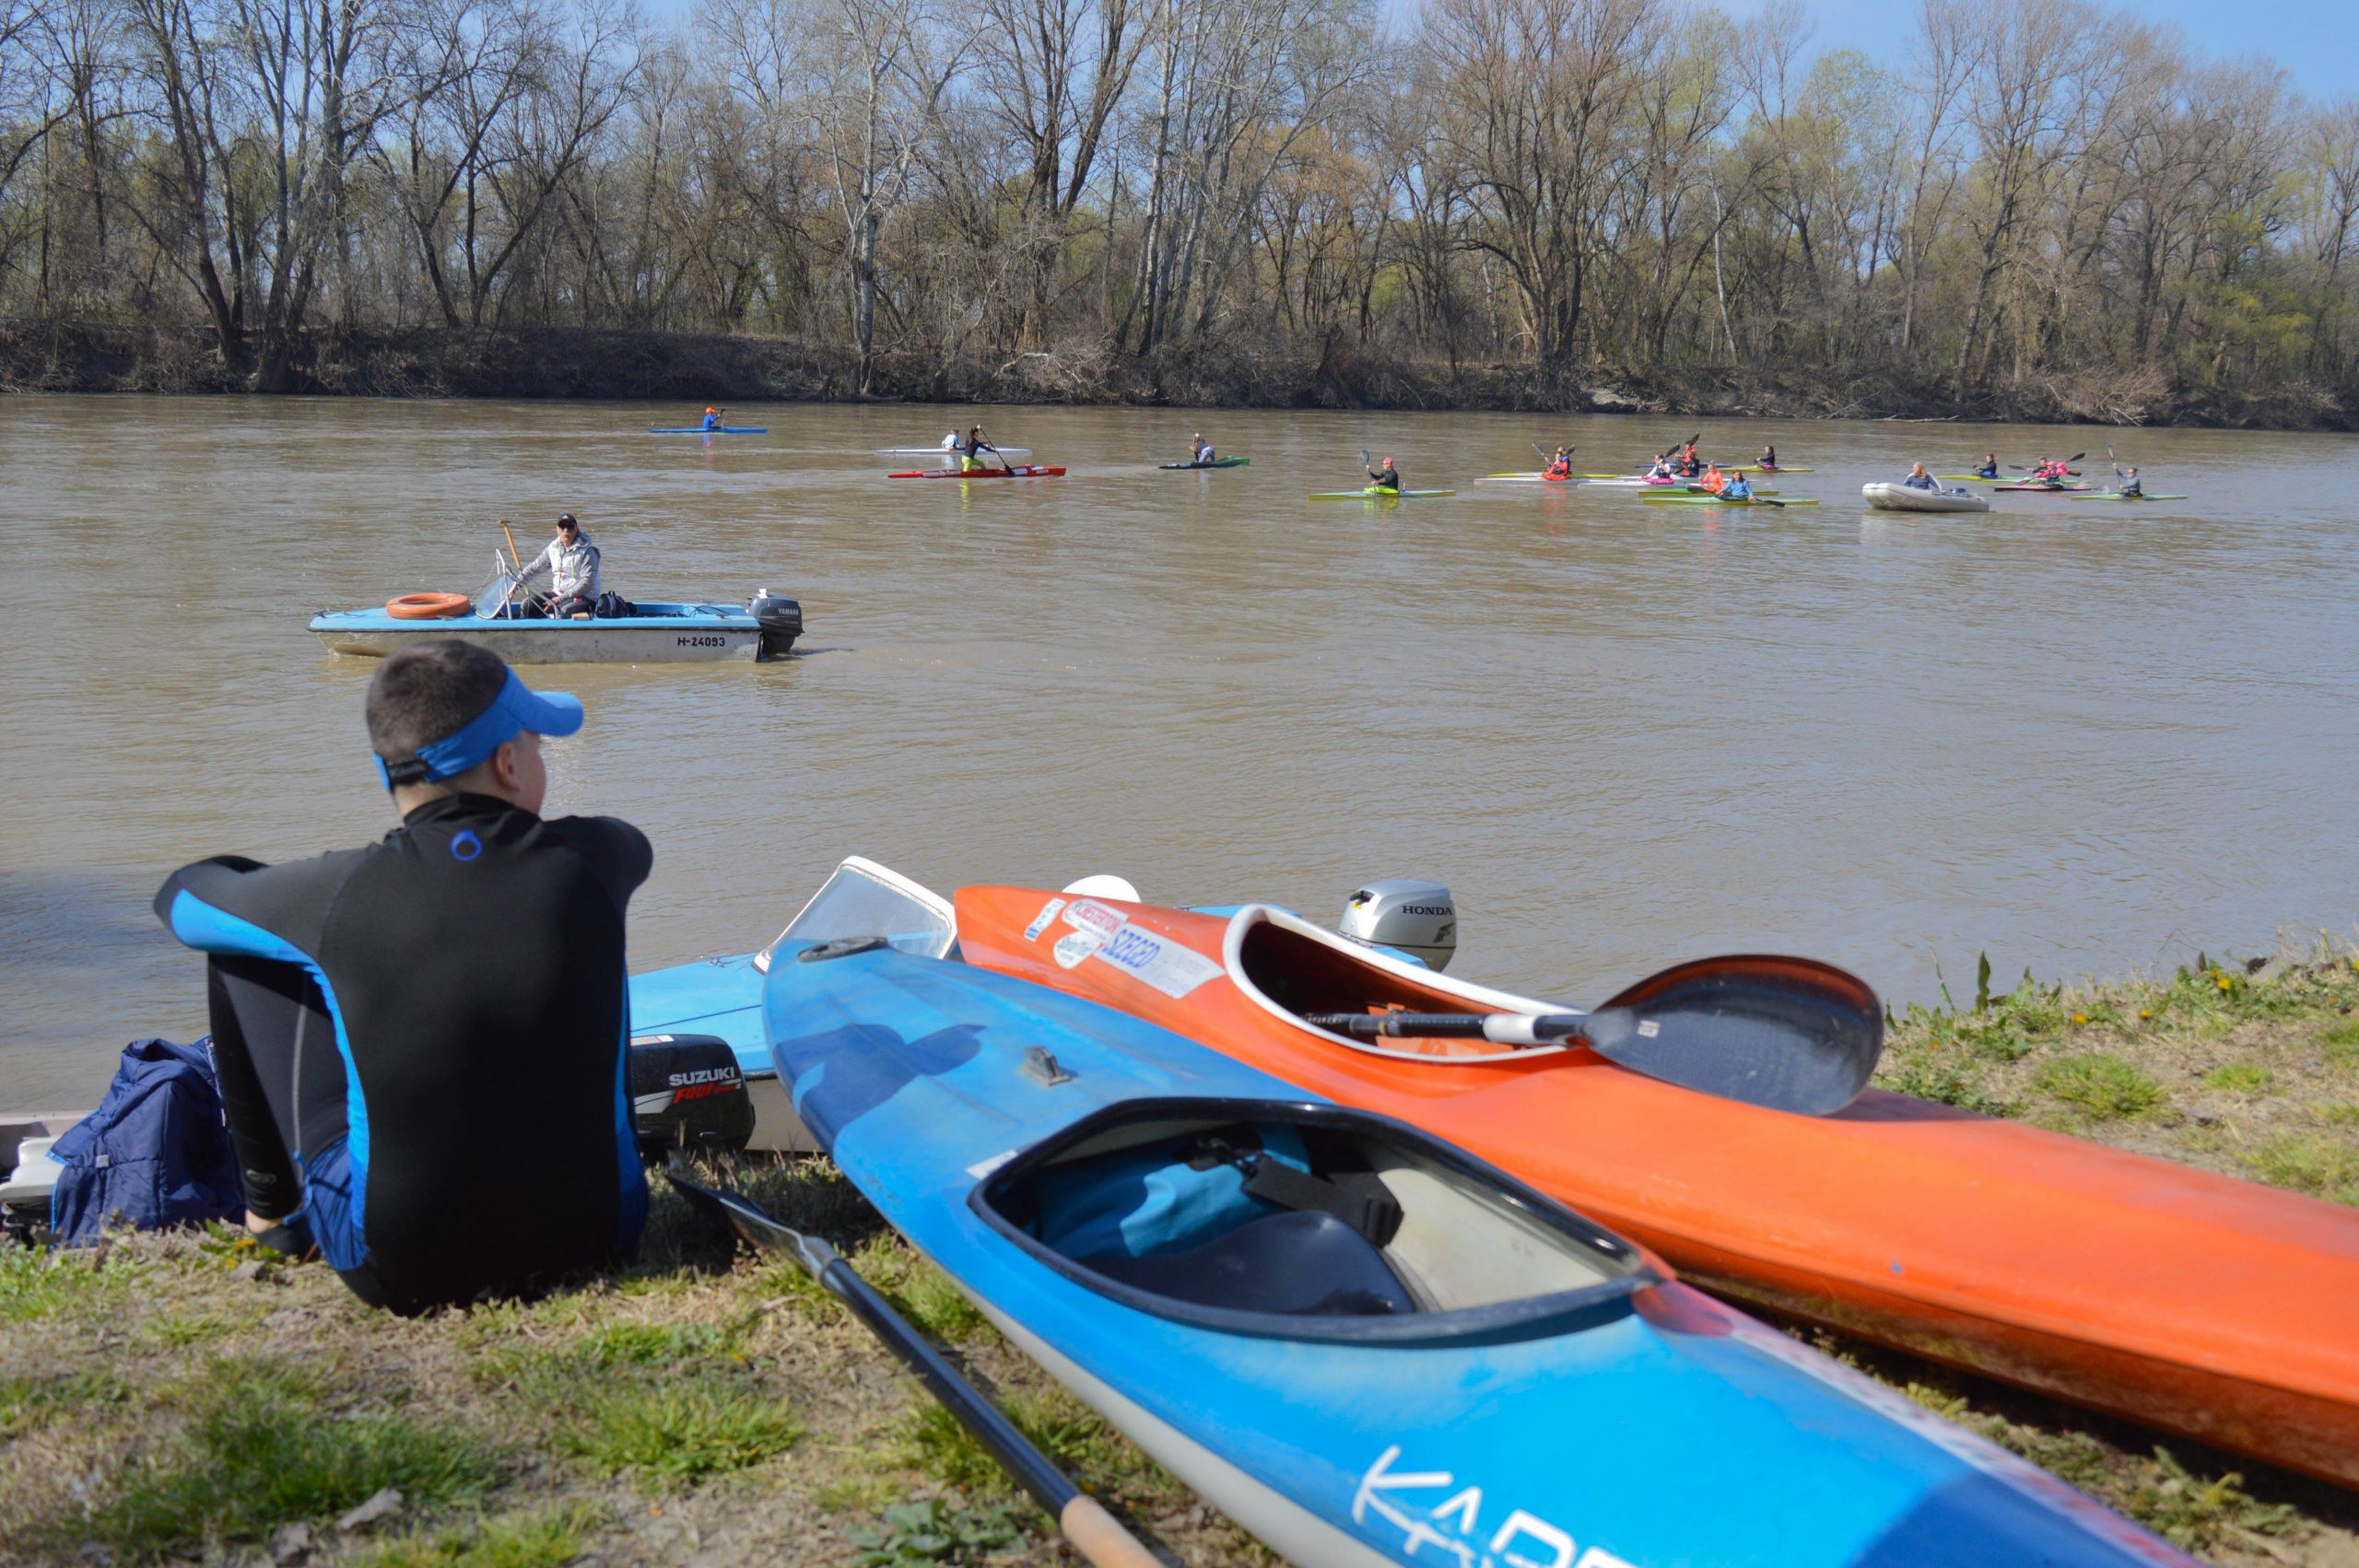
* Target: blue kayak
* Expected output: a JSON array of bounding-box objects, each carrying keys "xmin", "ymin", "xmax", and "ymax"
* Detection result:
[
  {"xmin": 632, "ymin": 872, "xmax": 2192, "ymax": 1568},
  {"xmin": 650, "ymin": 425, "xmax": 769, "ymax": 434}
]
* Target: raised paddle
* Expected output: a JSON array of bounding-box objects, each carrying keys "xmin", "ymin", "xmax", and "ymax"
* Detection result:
[
  {"xmin": 1305, "ymin": 953, "xmax": 1882, "ymax": 1116},
  {"xmin": 667, "ymin": 1167, "xmax": 1164, "ymax": 1568}
]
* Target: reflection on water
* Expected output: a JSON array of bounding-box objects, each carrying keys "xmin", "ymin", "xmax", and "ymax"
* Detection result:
[{"xmin": 4, "ymin": 397, "xmax": 2356, "ymax": 1105}]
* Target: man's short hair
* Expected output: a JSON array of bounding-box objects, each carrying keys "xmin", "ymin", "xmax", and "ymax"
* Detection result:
[{"xmin": 367, "ymin": 641, "xmax": 510, "ymax": 762}]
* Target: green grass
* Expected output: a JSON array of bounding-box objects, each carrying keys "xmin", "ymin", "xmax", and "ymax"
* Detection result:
[
  {"xmin": 2243, "ymin": 1133, "xmax": 2359, "ymax": 1206},
  {"xmin": 72, "ymin": 1358, "xmax": 500, "ymax": 1558},
  {"xmin": 2029, "ymin": 1053, "xmax": 2167, "ymax": 1120},
  {"xmin": 2201, "ymin": 1062, "xmax": 2273, "ymax": 1094},
  {"xmin": 551, "ymin": 1382, "xmax": 803, "ymax": 1484},
  {"xmin": 0, "ymin": 1366, "xmax": 136, "ymax": 1440},
  {"xmin": 354, "ymin": 1502, "xmax": 608, "ymax": 1568},
  {"xmin": 890, "ymin": 1386, "xmax": 1174, "ymax": 1508},
  {"xmin": 842, "ymin": 1497, "xmax": 1028, "ymax": 1565},
  {"xmin": 0, "ymin": 1246, "xmax": 125, "ymax": 1324}
]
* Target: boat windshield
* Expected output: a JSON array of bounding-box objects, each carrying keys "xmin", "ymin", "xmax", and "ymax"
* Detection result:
[
  {"xmin": 473, "ymin": 552, "xmax": 519, "ymax": 619},
  {"xmin": 756, "ymin": 858, "xmax": 957, "ymax": 971}
]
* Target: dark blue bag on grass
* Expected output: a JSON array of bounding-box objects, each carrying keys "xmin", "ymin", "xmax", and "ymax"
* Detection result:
[{"xmin": 51, "ymin": 1037, "xmax": 243, "ymax": 1243}]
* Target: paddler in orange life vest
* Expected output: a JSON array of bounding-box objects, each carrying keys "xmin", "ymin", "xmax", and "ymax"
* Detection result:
[
  {"xmin": 1701, "ymin": 462, "xmax": 1727, "ymax": 493},
  {"xmin": 700, "ymin": 406, "xmax": 722, "ymax": 431},
  {"xmin": 1676, "ymin": 442, "xmax": 1702, "ymax": 477},
  {"xmin": 1543, "ymin": 446, "xmax": 1575, "ymax": 480}
]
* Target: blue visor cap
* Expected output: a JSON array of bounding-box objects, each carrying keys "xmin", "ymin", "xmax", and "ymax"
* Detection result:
[{"xmin": 375, "ymin": 670, "xmax": 584, "ymax": 790}]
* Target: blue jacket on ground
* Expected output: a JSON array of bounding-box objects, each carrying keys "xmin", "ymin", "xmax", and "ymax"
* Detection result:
[{"xmin": 51, "ymin": 1037, "xmax": 243, "ymax": 1243}]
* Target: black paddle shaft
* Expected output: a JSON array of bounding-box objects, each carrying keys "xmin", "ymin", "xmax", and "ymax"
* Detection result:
[{"xmin": 665, "ymin": 1171, "xmax": 1078, "ymax": 1515}]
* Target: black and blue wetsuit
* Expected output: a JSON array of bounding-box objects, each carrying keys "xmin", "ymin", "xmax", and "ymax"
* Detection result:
[{"xmin": 155, "ymin": 793, "xmax": 651, "ymax": 1313}]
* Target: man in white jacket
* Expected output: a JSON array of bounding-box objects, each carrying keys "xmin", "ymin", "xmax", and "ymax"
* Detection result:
[{"xmin": 515, "ymin": 514, "xmax": 602, "ymax": 617}]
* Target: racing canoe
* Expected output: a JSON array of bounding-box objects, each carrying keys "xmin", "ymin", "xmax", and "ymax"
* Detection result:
[
  {"xmin": 954, "ymin": 886, "xmax": 2359, "ymax": 1489},
  {"xmin": 651, "ymin": 425, "xmax": 768, "ymax": 434},
  {"xmin": 680, "ymin": 870, "xmax": 2195, "ymax": 1568},
  {"xmin": 1159, "ymin": 456, "xmax": 1250, "ymax": 469},
  {"xmin": 889, "ymin": 465, "xmax": 1066, "ymax": 479},
  {"xmin": 1308, "ymin": 487, "xmax": 1456, "ymax": 500},
  {"xmin": 1639, "ymin": 493, "xmax": 1816, "ymax": 506}
]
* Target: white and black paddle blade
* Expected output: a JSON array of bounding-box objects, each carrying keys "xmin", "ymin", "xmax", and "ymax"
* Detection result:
[{"xmin": 1590, "ymin": 955, "xmax": 1882, "ymax": 1116}]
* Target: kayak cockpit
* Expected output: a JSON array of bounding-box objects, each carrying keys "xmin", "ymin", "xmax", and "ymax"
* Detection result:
[
  {"xmin": 1225, "ymin": 906, "xmax": 1573, "ymax": 1061},
  {"xmin": 972, "ymin": 1098, "xmax": 1656, "ymax": 1343}
]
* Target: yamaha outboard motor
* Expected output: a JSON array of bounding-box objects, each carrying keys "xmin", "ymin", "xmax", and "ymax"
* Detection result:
[
  {"xmin": 747, "ymin": 590, "xmax": 804, "ymax": 659},
  {"xmin": 628, "ymin": 1035, "xmax": 756, "ymax": 1159},
  {"xmin": 1337, "ymin": 881, "xmax": 1458, "ymax": 972}
]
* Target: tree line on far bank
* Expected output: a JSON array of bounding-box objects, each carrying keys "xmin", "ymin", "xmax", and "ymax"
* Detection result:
[{"xmin": 1, "ymin": 0, "xmax": 2355, "ymax": 419}]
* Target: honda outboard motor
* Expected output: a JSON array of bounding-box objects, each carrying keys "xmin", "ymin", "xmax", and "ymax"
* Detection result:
[
  {"xmin": 628, "ymin": 1035, "xmax": 756, "ymax": 1159},
  {"xmin": 747, "ymin": 590, "xmax": 804, "ymax": 659},
  {"xmin": 1337, "ymin": 881, "xmax": 1457, "ymax": 972}
]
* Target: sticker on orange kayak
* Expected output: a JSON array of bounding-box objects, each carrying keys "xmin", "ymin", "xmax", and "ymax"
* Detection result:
[
  {"xmin": 1023, "ymin": 898, "xmax": 1066, "ymax": 942},
  {"xmin": 1062, "ymin": 900, "xmax": 1126, "ymax": 940},
  {"xmin": 1053, "ymin": 930, "xmax": 1103, "ymax": 968},
  {"xmin": 1088, "ymin": 924, "xmax": 1222, "ymax": 999}
]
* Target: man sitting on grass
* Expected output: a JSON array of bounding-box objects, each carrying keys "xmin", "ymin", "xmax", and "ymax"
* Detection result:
[{"xmin": 154, "ymin": 640, "xmax": 651, "ymax": 1314}]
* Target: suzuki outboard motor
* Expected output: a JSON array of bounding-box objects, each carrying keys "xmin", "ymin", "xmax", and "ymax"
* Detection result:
[
  {"xmin": 748, "ymin": 590, "xmax": 804, "ymax": 659},
  {"xmin": 1337, "ymin": 881, "xmax": 1458, "ymax": 972},
  {"xmin": 628, "ymin": 1035, "xmax": 756, "ymax": 1159}
]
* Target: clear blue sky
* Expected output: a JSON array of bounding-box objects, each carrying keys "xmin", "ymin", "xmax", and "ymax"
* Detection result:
[{"xmin": 1706, "ymin": 0, "xmax": 2355, "ymax": 106}]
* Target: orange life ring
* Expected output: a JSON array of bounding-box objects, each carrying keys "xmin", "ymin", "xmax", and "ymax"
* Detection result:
[{"xmin": 385, "ymin": 591, "xmax": 472, "ymax": 620}]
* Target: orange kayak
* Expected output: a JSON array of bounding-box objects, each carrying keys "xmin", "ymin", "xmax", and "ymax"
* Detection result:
[{"xmin": 956, "ymin": 886, "xmax": 2359, "ymax": 1487}]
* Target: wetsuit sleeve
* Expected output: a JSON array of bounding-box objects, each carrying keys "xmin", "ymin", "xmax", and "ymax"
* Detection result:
[
  {"xmin": 548, "ymin": 817, "xmax": 653, "ymax": 913},
  {"xmin": 155, "ymin": 851, "xmax": 365, "ymax": 963}
]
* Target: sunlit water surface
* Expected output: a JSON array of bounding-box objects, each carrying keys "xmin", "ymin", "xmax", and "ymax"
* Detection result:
[{"xmin": 5, "ymin": 397, "xmax": 2354, "ymax": 1105}]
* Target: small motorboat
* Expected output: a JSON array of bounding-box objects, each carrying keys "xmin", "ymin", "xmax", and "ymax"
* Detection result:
[
  {"xmin": 312, "ymin": 557, "xmax": 803, "ymax": 664},
  {"xmin": 1863, "ymin": 482, "xmax": 1990, "ymax": 513}
]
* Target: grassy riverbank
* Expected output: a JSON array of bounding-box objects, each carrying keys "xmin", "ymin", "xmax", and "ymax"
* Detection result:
[
  {"xmin": 4, "ymin": 321, "xmax": 2348, "ymax": 430},
  {"xmin": 4, "ymin": 947, "xmax": 2354, "ymax": 1568}
]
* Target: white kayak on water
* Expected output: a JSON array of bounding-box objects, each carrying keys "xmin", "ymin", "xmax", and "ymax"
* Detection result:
[{"xmin": 1862, "ymin": 483, "xmax": 1989, "ymax": 514}]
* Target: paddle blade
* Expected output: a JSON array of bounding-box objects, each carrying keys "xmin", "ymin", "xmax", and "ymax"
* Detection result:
[{"xmin": 1590, "ymin": 955, "xmax": 1883, "ymax": 1115}]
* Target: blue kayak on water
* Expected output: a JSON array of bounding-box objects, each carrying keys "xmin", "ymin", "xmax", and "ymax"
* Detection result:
[
  {"xmin": 649, "ymin": 425, "xmax": 769, "ymax": 434},
  {"xmin": 631, "ymin": 863, "xmax": 2193, "ymax": 1568}
]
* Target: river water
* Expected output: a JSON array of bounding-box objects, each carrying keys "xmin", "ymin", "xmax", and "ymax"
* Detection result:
[{"xmin": 4, "ymin": 395, "xmax": 2355, "ymax": 1106}]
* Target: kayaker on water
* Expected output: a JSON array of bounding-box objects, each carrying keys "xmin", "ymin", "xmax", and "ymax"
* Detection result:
[
  {"xmin": 1720, "ymin": 472, "xmax": 1754, "ymax": 500},
  {"xmin": 1191, "ymin": 433, "xmax": 1215, "ymax": 463},
  {"xmin": 1543, "ymin": 446, "xmax": 1575, "ymax": 480},
  {"xmin": 2118, "ymin": 466, "xmax": 2142, "ymax": 497},
  {"xmin": 1368, "ymin": 455, "xmax": 1402, "ymax": 492},
  {"xmin": 1902, "ymin": 463, "xmax": 1937, "ymax": 490},
  {"xmin": 152, "ymin": 641, "xmax": 651, "ymax": 1314},
  {"xmin": 1974, "ymin": 452, "xmax": 2001, "ymax": 478},
  {"xmin": 1676, "ymin": 442, "xmax": 1702, "ymax": 477},
  {"xmin": 700, "ymin": 406, "xmax": 722, "ymax": 431},
  {"xmin": 1646, "ymin": 453, "xmax": 1675, "ymax": 481},
  {"xmin": 513, "ymin": 514, "xmax": 601, "ymax": 618},
  {"xmin": 1758, "ymin": 445, "xmax": 1778, "ymax": 470},
  {"xmin": 959, "ymin": 425, "xmax": 1010, "ymax": 474}
]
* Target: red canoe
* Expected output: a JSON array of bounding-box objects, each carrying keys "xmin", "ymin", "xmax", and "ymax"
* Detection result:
[
  {"xmin": 955, "ymin": 885, "xmax": 2359, "ymax": 1487},
  {"xmin": 886, "ymin": 464, "xmax": 1065, "ymax": 479}
]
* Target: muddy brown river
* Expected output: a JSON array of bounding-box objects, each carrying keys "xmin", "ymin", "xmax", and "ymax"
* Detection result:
[{"xmin": 4, "ymin": 396, "xmax": 2354, "ymax": 1106}]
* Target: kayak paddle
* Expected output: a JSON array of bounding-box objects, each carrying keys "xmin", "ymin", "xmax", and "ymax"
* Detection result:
[
  {"xmin": 666, "ymin": 1167, "xmax": 1163, "ymax": 1568},
  {"xmin": 1306, "ymin": 953, "xmax": 1883, "ymax": 1116}
]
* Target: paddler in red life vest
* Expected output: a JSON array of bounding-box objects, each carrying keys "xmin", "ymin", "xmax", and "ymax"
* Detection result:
[
  {"xmin": 1677, "ymin": 442, "xmax": 1702, "ymax": 477},
  {"xmin": 700, "ymin": 406, "xmax": 722, "ymax": 431},
  {"xmin": 1543, "ymin": 446, "xmax": 1575, "ymax": 480}
]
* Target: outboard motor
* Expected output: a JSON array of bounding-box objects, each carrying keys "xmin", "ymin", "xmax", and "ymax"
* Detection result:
[
  {"xmin": 628, "ymin": 1035, "xmax": 756, "ymax": 1159},
  {"xmin": 747, "ymin": 590, "xmax": 804, "ymax": 659},
  {"xmin": 1337, "ymin": 881, "xmax": 1458, "ymax": 972}
]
